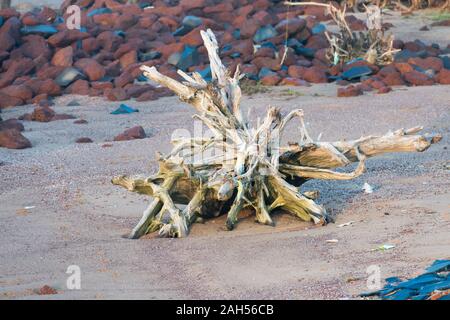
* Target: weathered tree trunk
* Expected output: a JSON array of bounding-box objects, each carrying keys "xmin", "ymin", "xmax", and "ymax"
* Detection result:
[{"xmin": 112, "ymin": 29, "xmax": 440, "ymax": 238}]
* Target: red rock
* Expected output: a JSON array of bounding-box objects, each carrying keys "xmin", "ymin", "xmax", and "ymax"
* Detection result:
[
  {"xmin": 180, "ymin": 0, "xmax": 207, "ymax": 10},
  {"xmin": 302, "ymin": 67, "xmax": 327, "ymax": 83},
  {"xmin": 305, "ymin": 34, "xmax": 329, "ymax": 50},
  {"xmin": 159, "ymin": 42, "xmax": 185, "ymax": 59},
  {"xmin": 135, "ymin": 91, "xmax": 159, "ymax": 102},
  {"xmin": 180, "ymin": 27, "xmax": 203, "ymax": 47},
  {"xmin": 36, "ymin": 65, "xmax": 65, "ymax": 80},
  {"xmin": 159, "ymin": 16, "xmax": 178, "ymax": 30},
  {"xmin": 31, "ymin": 106, "xmax": 55, "ymax": 122},
  {"xmin": 48, "ymin": 30, "xmax": 89, "ymax": 47},
  {"xmin": 22, "ymin": 12, "xmax": 43, "ymax": 26},
  {"xmin": 114, "ymin": 13, "xmax": 138, "ymax": 30},
  {"xmin": 370, "ymin": 80, "xmax": 386, "ymax": 90},
  {"xmin": 119, "ymin": 50, "xmax": 137, "ymax": 69},
  {"xmin": 36, "ymin": 79, "xmax": 61, "ymax": 96},
  {"xmin": 260, "ymin": 74, "xmax": 281, "ymax": 86},
  {"xmin": 92, "ymin": 12, "xmax": 119, "ymax": 27},
  {"xmin": 403, "ymin": 41, "xmax": 423, "ymax": 52},
  {"xmin": 337, "ymin": 85, "xmax": 363, "ymax": 97},
  {"xmin": 239, "ymin": 18, "xmax": 260, "ymax": 39},
  {"xmin": 0, "ymin": 129, "xmax": 31, "ymax": 149},
  {"xmin": 37, "ymin": 6, "xmax": 57, "ymax": 23},
  {"xmin": 279, "ymin": 77, "xmax": 310, "ymax": 86},
  {"xmin": 74, "ymin": 58, "xmax": 105, "ymax": 81},
  {"xmin": 346, "ymin": 15, "xmax": 367, "ymax": 31},
  {"xmin": 278, "ymin": 47, "xmax": 297, "ymax": 66},
  {"xmin": 91, "ymin": 81, "xmax": 113, "ymax": 90},
  {"xmin": 394, "ymin": 62, "xmax": 414, "ymax": 75},
  {"xmin": 0, "ymin": 8, "xmax": 20, "ymax": 19},
  {"xmin": 253, "ymin": 0, "xmax": 271, "ymax": 11},
  {"xmin": 288, "ymin": 65, "xmax": 305, "ymax": 78},
  {"xmin": 114, "ymin": 71, "xmax": 134, "ymax": 88},
  {"xmin": 66, "ymin": 79, "xmax": 90, "ymax": 95},
  {"xmin": 0, "ymin": 85, "xmax": 33, "ymax": 101},
  {"xmin": 52, "ymin": 113, "xmax": 75, "ymax": 120},
  {"xmin": 105, "ymin": 60, "xmax": 122, "ymax": 77},
  {"xmin": 37, "ymin": 285, "xmax": 57, "ymax": 295},
  {"xmin": 377, "ymin": 86, "xmax": 392, "ymax": 94},
  {"xmin": 76, "ymin": 137, "xmax": 93, "ymax": 143},
  {"xmin": 32, "ymin": 93, "xmax": 49, "ymax": 105},
  {"xmin": 51, "ymin": 46, "xmax": 73, "ymax": 67},
  {"xmin": 104, "ymin": 88, "xmax": 128, "ymax": 101},
  {"xmin": 0, "ymin": 58, "xmax": 35, "ymax": 89},
  {"xmin": 403, "ymin": 70, "xmax": 434, "ymax": 86},
  {"xmin": 408, "ymin": 57, "xmax": 443, "ymax": 72},
  {"xmin": 0, "ymin": 92, "xmax": 23, "ymax": 108},
  {"xmin": 357, "ymin": 83, "xmax": 372, "ymax": 92},
  {"xmin": 82, "ymin": 38, "xmax": 100, "ymax": 54},
  {"xmin": 275, "ymin": 18, "xmax": 306, "ymax": 35},
  {"xmin": 251, "ymin": 57, "xmax": 281, "ymax": 71},
  {"xmin": 113, "ymin": 126, "xmax": 146, "ymax": 141},
  {"xmin": 138, "ymin": 15, "xmax": 157, "ymax": 28},
  {"xmin": 254, "ymin": 47, "xmax": 275, "ymax": 59},
  {"xmin": 436, "ymin": 68, "xmax": 450, "ymax": 85},
  {"xmin": 231, "ymin": 40, "xmax": 254, "ymax": 59},
  {"xmin": 96, "ymin": 31, "xmax": 124, "ymax": 52},
  {"xmin": 126, "ymin": 85, "xmax": 151, "ymax": 98},
  {"xmin": 74, "ymin": 119, "xmax": 88, "ymax": 124},
  {"xmin": 238, "ymin": 4, "xmax": 255, "ymax": 17},
  {"xmin": 204, "ymin": 3, "xmax": 233, "ymax": 14},
  {"xmin": 252, "ymin": 10, "xmax": 273, "ymax": 25},
  {"xmin": 303, "ymin": 5, "xmax": 329, "ymax": 21},
  {"xmin": 0, "ymin": 119, "xmax": 24, "ymax": 131},
  {"xmin": 19, "ymin": 35, "xmax": 52, "ymax": 60},
  {"xmin": 114, "ymin": 41, "xmax": 142, "ymax": 59},
  {"xmin": 0, "ymin": 17, "xmax": 20, "ymax": 51},
  {"xmin": 382, "ymin": 72, "xmax": 405, "ymax": 86}
]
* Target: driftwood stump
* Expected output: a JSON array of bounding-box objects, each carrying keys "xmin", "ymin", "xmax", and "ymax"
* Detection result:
[{"xmin": 112, "ymin": 29, "xmax": 439, "ymax": 238}]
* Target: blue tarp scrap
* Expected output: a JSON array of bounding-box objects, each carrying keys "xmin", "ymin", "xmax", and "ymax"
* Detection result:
[
  {"xmin": 361, "ymin": 259, "xmax": 450, "ymax": 300},
  {"xmin": 110, "ymin": 104, "xmax": 139, "ymax": 115}
]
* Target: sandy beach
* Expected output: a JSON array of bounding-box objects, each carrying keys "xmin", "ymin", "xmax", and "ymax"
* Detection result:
[{"xmin": 1, "ymin": 83, "xmax": 448, "ymax": 299}]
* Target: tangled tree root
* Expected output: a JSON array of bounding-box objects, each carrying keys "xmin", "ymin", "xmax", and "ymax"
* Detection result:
[
  {"xmin": 286, "ymin": 2, "xmax": 400, "ymax": 65},
  {"xmin": 112, "ymin": 29, "xmax": 440, "ymax": 238}
]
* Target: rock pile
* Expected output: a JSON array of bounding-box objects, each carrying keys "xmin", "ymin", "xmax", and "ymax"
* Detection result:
[{"xmin": 0, "ymin": 0, "xmax": 449, "ymax": 110}]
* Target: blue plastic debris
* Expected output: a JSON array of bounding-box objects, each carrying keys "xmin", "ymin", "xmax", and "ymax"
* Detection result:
[
  {"xmin": 20, "ymin": 25, "xmax": 58, "ymax": 36},
  {"xmin": 341, "ymin": 66, "xmax": 373, "ymax": 80},
  {"xmin": 360, "ymin": 259, "xmax": 450, "ymax": 300},
  {"xmin": 182, "ymin": 16, "xmax": 202, "ymax": 29},
  {"xmin": 260, "ymin": 41, "xmax": 277, "ymax": 51},
  {"xmin": 111, "ymin": 104, "xmax": 139, "ymax": 115},
  {"xmin": 114, "ymin": 30, "xmax": 126, "ymax": 37},
  {"xmin": 139, "ymin": 51, "xmax": 161, "ymax": 61},
  {"xmin": 253, "ymin": 25, "xmax": 278, "ymax": 43},
  {"xmin": 0, "ymin": 16, "xmax": 4, "ymax": 28},
  {"xmin": 311, "ymin": 23, "xmax": 326, "ymax": 35},
  {"xmin": 258, "ymin": 67, "xmax": 276, "ymax": 79},
  {"xmin": 295, "ymin": 46, "xmax": 315, "ymax": 59},
  {"xmin": 53, "ymin": 16, "xmax": 64, "ymax": 26},
  {"xmin": 55, "ymin": 67, "xmax": 85, "ymax": 87},
  {"xmin": 198, "ymin": 65, "xmax": 212, "ymax": 82},
  {"xmin": 173, "ymin": 25, "xmax": 192, "ymax": 37},
  {"xmin": 232, "ymin": 29, "xmax": 240, "ymax": 40},
  {"xmin": 87, "ymin": 8, "xmax": 113, "ymax": 17},
  {"xmin": 169, "ymin": 46, "xmax": 199, "ymax": 71}
]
